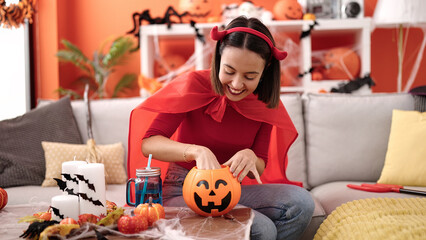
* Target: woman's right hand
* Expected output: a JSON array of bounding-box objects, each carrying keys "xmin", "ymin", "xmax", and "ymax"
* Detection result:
[{"xmin": 186, "ymin": 145, "xmax": 221, "ymax": 170}]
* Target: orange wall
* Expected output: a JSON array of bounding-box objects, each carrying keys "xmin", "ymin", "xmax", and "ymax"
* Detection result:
[
  {"xmin": 33, "ymin": 0, "xmax": 426, "ymax": 100},
  {"xmin": 33, "ymin": 0, "xmax": 60, "ymax": 99}
]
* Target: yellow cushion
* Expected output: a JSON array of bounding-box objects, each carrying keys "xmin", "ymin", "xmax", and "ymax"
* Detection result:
[
  {"xmin": 41, "ymin": 141, "xmax": 127, "ymax": 187},
  {"xmin": 378, "ymin": 110, "xmax": 426, "ymax": 186}
]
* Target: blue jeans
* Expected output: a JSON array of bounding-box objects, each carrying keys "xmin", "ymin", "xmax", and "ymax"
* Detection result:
[{"xmin": 163, "ymin": 163, "xmax": 315, "ymax": 240}]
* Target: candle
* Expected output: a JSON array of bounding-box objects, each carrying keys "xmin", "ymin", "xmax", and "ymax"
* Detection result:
[
  {"xmin": 77, "ymin": 163, "xmax": 106, "ymax": 216},
  {"xmin": 51, "ymin": 195, "xmax": 80, "ymax": 221},
  {"xmin": 62, "ymin": 160, "xmax": 87, "ymax": 195}
]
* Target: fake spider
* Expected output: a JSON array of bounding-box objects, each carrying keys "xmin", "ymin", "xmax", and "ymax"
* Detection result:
[
  {"xmin": 20, "ymin": 220, "xmax": 59, "ymax": 239},
  {"xmin": 127, "ymin": 6, "xmax": 204, "ymax": 51},
  {"xmin": 127, "ymin": 6, "xmax": 187, "ymax": 50}
]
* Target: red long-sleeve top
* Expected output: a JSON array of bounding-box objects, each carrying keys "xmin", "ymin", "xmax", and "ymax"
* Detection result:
[{"xmin": 144, "ymin": 103, "xmax": 272, "ymax": 170}]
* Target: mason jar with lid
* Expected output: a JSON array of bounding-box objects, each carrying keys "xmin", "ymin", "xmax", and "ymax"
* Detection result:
[{"xmin": 126, "ymin": 167, "xmax": 162, "ymax": 206}]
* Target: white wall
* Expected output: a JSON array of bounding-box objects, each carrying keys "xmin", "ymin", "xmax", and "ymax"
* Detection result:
[{"xmin": 0, "ymin": 22, "xmax": 30, "ymax": 121}]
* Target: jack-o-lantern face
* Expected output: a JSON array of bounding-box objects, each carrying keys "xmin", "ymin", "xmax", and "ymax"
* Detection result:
[
  {"xmin": 322, "ymin": 47, "xmax": 360, "ymax": 80},
  {"xmin": 183, "ymin": 166, "xmax": 241, "ymax": 217},
  {"xmin": 273, "ymin": 0, "xmax": 303, "ymax": 21},
  {"xmin": 179, "ymin": 0, "xmax": 213, "ymax": 23}
]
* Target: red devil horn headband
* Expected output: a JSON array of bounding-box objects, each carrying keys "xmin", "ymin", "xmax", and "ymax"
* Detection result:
[{"xmin": 210, "ymin": 26, "xmax": 288, "ymax": 61}]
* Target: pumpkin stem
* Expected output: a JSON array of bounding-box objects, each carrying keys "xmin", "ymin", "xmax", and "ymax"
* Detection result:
[{"xmin": 149, "ymin": 196, "xmax": 153, "ymax": 207}]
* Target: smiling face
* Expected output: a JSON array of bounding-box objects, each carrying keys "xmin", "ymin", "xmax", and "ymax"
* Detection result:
[
  {"xmin": 194, "ymin": 179, "xmax": 232, "ymax": 214},
  {"xmin": 218, "ymin": 46, "xmax": 266, "ymax": 102},
  {"xmin": 273, "ymin": 0, "xmax": 303, "ymax": 20},
  {"xmin": 179, "ymin": 0, "xmax": 212, "ymax": 20}
]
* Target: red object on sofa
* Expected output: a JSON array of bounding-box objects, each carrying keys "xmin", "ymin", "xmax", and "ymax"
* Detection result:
[
  {"xmin": 347, "ymin": 183, "xmax": 426, "ymax": 196},
  {"xmin": 0, "ymin": 187, "xmax": 8, "ymax": 210}
]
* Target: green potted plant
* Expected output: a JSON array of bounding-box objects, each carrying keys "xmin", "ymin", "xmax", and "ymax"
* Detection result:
[{"xmin": 56, "ymin": 36, "xmax": 137, "ymax": 99}]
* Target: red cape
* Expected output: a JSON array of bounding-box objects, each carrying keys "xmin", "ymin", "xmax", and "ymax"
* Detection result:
[{"xmin": 127, "ymin": 70, "xmax": 302, "ymax": 190}]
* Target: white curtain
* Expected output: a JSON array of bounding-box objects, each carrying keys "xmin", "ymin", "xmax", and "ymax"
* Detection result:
[{"xmin": 0, "ymin": 20, "xmax": 30, "ymax": 121}]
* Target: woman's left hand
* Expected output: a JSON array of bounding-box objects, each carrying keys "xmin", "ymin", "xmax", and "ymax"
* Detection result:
[{"xmin": 223, "ymin": 149, "xmax": 262, "ymax": 184}]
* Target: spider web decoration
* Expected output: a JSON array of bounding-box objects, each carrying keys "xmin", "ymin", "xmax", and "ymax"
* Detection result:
[
  {"xmin": 3, "ymin": 202, "xmax": 253, "ymax": 239},
  {"xmin": 65, "ymin": 207, "xmax": 253, "ymax": 240}
]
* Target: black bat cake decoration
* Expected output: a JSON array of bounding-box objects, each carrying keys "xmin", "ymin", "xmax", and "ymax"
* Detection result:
[
  {"xmin": 50, "ymin": 206, "xmax": 65, "ymax": 220},
  {"xmin": 62, "ymin": 173, "xmax": 79, "ymax": 184},
  {"xmin": 79, "ymin": 193, "xmax": 104, "ymax": 207},
  {"xmin": 75, "ymin": 174, "xmax": 96, "ymax": 192}
]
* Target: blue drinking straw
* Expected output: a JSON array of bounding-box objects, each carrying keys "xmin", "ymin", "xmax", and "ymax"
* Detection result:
[
  {"xmin": 147, "ymin": 154, "xmax": 152, "ymax": 169},
  {"xmin": 140, "ymin": 154, "xmax": 152, "ymax": 205}
]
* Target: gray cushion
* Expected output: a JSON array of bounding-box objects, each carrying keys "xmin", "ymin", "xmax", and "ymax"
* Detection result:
[
  {"xmin": 280, "ymin": 94, "xmax": 307, "ymax": 187},
  {"xmin": 0, "ymin": 97, "xmax": 82, "ymax": 188},
  {"xmin": 38, "ymin": 97, "xmax": 144, "ymax": 169},
  {"xmin": 304, "ymin": 93, "xmax": 414, "ymax": 188},
  {"xmin": 413, "ymin": 95, "xmax": 426, "ymax": 112}
]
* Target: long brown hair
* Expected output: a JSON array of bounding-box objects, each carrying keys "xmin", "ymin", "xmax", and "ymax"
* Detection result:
[{"xmin": 210, "ymin": 16, "xmax": 281, "ymax": 108}]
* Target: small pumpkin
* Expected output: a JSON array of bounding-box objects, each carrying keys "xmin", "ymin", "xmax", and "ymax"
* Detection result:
[
  {"xmin": 273, "ymin": 0, "xmax": 303, "ymax": 21},
  {"xmin": 183, "ymin": 165, "xmax": 241, "ymax": 217},
  {"xmin": 117, "ymin": 214, "xmax": 148, "ymax": 234},
  {"xmin": 59, "ymin": 217, "xmax": 78, "ymax": 225},
  {"xmin": 33, "ymin": 211, "xmax": 52, "ymax": 221},
  {"xmin": 179, "ymin": 0, "xmax": 213, "ymax": 23},
  {"xmin": 134, "ymin": 197, "xmax": 165, "ymax": 226},
  {"xmin": 322, "ymin": 47, "xmax": 361, "ymax": 80},
  {"xmin": 0, "ymin": 187, "xmax": 7, "ymax": 210},
  {"xmin": 303, "ymin": 13, "xmax": 316, "ymax": 20}
]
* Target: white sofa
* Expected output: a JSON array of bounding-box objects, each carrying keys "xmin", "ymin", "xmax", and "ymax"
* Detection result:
[{"xmin": 4, "ymin": 93, "xmax": 425, "ymax": 239}]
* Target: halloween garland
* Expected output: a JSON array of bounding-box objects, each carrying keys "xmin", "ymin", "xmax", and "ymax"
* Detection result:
[
  {"xmin": 0, "ymin": 0, "xmax": 36, "ymax": 29},
  {"xmin": 190, "ymin": 20, "xmax": 205, "ymax": 44},
  {"xmin": 300, "ymin": 20, "xmax": 318, "ymax": 39},
  {"xmin": 297, "ymin": 67, "xmax": 314, "ymax": 78}
]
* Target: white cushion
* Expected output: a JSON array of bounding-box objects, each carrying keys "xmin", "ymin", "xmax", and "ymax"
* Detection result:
[
  {"xmin": 280, "ymin": 94, "xmax": 307, "ymax": 187},
  {"xmin": 304, "ymin": 93, "xmax": 414, "ymax": 188}
]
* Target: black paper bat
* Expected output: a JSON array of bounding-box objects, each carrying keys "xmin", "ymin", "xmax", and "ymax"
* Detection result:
[
  {"xmin": 79, "ymin": 193, "xmax": 104, "ymax": 207},
  {"xmin": 62, "ymin": 173, "xmax": 79, "ymax": 184},
  {"xmin": 53, "ymin": 178, "xmax": 67, "ymax": 192},
  {"xmin": 65, "ymin": 188, "xmax": 78, "ymax": 196},
  {"xmin": 51, "ymin": 206, "xmax": 64, "ymax": 220},
  {"xmin": 75, "ymin": 174, "xmax": 96, "ymax": 192},
  {"xmin": 331, "ymin": 74, "xmax": 375, "ymax": 93},
  {"xmin": 300, "ymin": 21, "xmax": 318, "ymax": 39}
]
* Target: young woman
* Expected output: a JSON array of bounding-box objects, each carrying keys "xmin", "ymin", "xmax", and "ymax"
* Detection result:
[{"xmin": 138, "ymin": 16, "xmax": 314, "ymax": 240}]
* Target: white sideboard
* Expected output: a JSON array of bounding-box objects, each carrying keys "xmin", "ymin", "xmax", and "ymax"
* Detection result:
[{"xmin": 140, "ymin": 18, "xmax": 372, "ymax": 93}]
